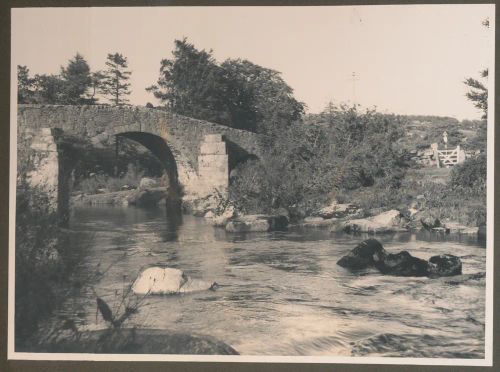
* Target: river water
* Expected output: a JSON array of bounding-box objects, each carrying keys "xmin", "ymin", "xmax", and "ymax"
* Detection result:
[{"xmin": 54, "ymin": 205, "xmax": 486, "ymax": 358}]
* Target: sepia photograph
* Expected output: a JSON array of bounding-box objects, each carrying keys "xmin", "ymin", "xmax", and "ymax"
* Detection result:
[{"xmin": 8, "ymin": 4, "xmax": 495, "ymax": 365}]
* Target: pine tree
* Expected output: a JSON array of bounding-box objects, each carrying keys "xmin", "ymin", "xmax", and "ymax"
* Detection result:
[
  {"xmin": 60, "ymin": 53, "xmax": 93, "ymax": 104},
  {"xmin": 101, "ymin": 53, "xmax": 132, "ymax": 105}
]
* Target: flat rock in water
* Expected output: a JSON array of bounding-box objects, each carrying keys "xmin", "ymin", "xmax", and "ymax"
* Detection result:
[
  {"xmin": 132, "ymin": 267, "xmax": 215, "ymax": 295},
  {"xmin": 316, "ymin": 202, "xmax": 359, "ymax": 219},
  {"xmin": 36, "ymin": 328, "xmax": 238, "ymax": 355},
  {"xmin": 342, "ymin": 210, "xmax": 407, "ymax": 234}
]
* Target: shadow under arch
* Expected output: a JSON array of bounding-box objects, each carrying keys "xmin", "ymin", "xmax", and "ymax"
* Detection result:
[
  {"xmin": 116, "ymin": 132, "xmax": 183, "ymax": 236},
  {"xmin": 223, "ymin": 138, "xmax": 260, "ymax": 174},
  {"xmin": 117, "ymin": 132, "xmax": 181, "ymax": 196}
]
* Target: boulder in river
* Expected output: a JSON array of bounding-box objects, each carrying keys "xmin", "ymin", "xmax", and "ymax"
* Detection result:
[
  {"xmin": 342, "ymin": 210, "xmax": 408, "ymax": 234},
  {"xmin": 132, "ymin": 267, "xmax": 216, "ymax": 295},
  {"xmin": 225, "ymin": 214, "xmax": 288, "ymax": 233},
  {"xmin": 336, "ymin": 239, "xmax": 387, "ymax": 270},
  {"xmin": 428, "ymin": 254, "xmax": 462, "ymax": 277},
  {"xmin": 377, "ymin": 250, "xmax": 429, "ymax": 277},
  {"xmin": 337, "ymin": 239, "xmax": 462, "ymax": 278}
]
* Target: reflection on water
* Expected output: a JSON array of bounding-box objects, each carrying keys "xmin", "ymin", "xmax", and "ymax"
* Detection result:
[{"xmin": 51, "ymin": 204, "xmax": 486, "ymax": 358}]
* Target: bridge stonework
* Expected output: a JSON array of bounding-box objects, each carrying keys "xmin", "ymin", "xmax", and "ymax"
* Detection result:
[{"xmin": 17, "ymin": 105, "xmax": 262, "ymax": 221}]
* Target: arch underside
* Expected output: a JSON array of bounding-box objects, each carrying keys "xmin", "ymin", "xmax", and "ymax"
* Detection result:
[{"xmin": 117, "ymin": 132, "xmax": 181, "ymax": 194}]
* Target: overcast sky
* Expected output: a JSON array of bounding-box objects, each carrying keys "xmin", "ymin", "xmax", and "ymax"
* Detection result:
[{"xmin": 12, "ymin": 5, "xmax": 494, "ymax": 120}]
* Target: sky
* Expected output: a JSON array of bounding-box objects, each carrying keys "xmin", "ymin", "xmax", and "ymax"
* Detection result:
[{"xmin": 12, "ymin": 5, "xmax": 495, "ymax": 120}]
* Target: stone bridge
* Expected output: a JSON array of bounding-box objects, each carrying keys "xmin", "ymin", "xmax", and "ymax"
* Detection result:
[{"xmin": 17, "ymin": 105, "xmax": 262, "ymax": 222}]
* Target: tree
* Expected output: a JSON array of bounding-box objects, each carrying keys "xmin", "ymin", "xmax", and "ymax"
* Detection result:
[
  {"xmin": 221, "ymin": 59, "xmax": 304, "ymax": 134},
  {"xmin": 100, "ymin": 53, "xmax": 132, "ymax": 105},
  {"xmin": 60, "ymin": 53, "xmax": 93, "ymax": 104},
  {"xmin": 147, "ymin": 38, "xmax": 230, "ymax": 125},
  {"xmin": 32, "ymin": 74, "xmax": 67, "ymax": 104},
  {"xmin": 464, "ymin": 69, "xmax": 488, "ymax": 120},
  {"xmin": 147, "ymin": 39, "xmax": 304, "ymax": 133},
  {"xmin": 17, "ymin": 65, "xmax": 36, "ymax": 103}
]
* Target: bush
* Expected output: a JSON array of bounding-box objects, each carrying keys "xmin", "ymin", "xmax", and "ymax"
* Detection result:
[
  {"xmin": 450, "ymin": 154, "xmax": 487, "ymax": 193},
  {"xmin": 15, "ymin": 181, "xmax": 91, "ymax": 348},
  {"xmin": 228, "ymin": 105, "xmax": 409, "ymax": 219},
  {"xmin": 77, "ymin": 164, "xmax": 145, "ymax": 194}
]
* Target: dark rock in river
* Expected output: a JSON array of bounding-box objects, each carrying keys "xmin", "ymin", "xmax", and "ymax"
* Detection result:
[
  {"xmin": 36, "ymin": 328, "xmax": 238, "ymax": 355},
  {"xmin": 377, "ymin": 251, "xmax": 429, "ymax": 277},
  {"xmin": 337, "ymin": 239, "xmax": 462, "ymax": 278},
  {"xmin": 336, "ymin": 239, "xmax": 387, "ymax": 270},
  {"xmin": 428, "ymin": 254, "xmax": 462, "ymax": 277}
]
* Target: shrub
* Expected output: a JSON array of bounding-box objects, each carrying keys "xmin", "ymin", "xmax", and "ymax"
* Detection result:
[
  {"xmin": 228, "ymin": 105, "xmax": 408, "ymax": 218},
  {"xmin": 450, "ymin": 153, "xmax": 487, "ymax": 193}
]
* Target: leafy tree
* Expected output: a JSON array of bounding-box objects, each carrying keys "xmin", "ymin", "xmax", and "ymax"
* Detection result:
[
  {"xmin": 464, "ymin": 69, "xmax": 488, "ymax": 120},
  {"xmin": 60, "ymin": 53, "xmax": 94, "ymax": 104},
  {"xmin": 17, "ymin": 65, "xmax": 36, "ymax": 103},
  {"xmin": 147, "ymin": 39, "xmax": 229, "ymax": 124},
  {"xmin": 32, "ymin": 74, "xmax": 67, "ymax": 104},
  {"xmin": 147, "ymin": 39, "xmax": 304, "ymax": 133},
  {"xmin": 222, "ymin": 59, "xmax": 304, "ymax": 134},
  {"xmin": 100, "ymin": 53, "xmax": 132, "ymax": 105}
]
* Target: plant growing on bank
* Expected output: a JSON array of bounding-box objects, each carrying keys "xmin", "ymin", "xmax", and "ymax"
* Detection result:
[
  {"xmin": 229, "ymin": 104, "xmax": 409, "ymax": 219},
  {"xmin": 100, "ymin": 53, "xmax": 132, "ymax": 105}
]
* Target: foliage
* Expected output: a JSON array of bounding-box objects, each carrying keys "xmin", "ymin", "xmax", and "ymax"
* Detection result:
[
  {"xmin": 60, "ymin": 53, "xmax": 95, "ymax": 104},
  {"xmin": 146, "ymin": 39, "xmax": 230, "ymax": 125},
  {"xmin": 450, "ymin": 153, "xmax": 487, "ymax": 193},
  {"xmin": 18, "ymin": 54, "xmax": 96, "ymax": 105},
  {"xmin": 17, "ymin": 65, "xmax": 36, "ymax": 103},
  {"xmin": 15, "ymin": 177, "xmax": 91, "ymax": 347},
  {"xmin": 464, "ymin": 69, "xmax": 488, "ymax": 120},
  {"xmin": 100, "ymin": 53, "xmax": 132, "ymax": 105},
  {"xmin": 229, "ymin": 104, "xmax": 409, "ymax": 218},
  {"xmin": 77, "ymin": 164, "xmax": 146, "ymax": 194},
  {"xmin": 221, "ymin": 58, "xmax": 304, "ymax": 133},
  {"xmin": 147, "ymin": 38, "xmax": 304, "ymax": 133}
]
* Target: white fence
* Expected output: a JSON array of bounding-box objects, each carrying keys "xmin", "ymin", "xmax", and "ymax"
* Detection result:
[{"xmin": 434, "ymin": 145, "xmax": 466, "ymax": 168}]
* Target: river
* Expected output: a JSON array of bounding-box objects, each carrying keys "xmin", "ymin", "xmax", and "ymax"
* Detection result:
[{"xmin": 49, "ymin": 205, "xmax": 486, "ymax": 358}]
